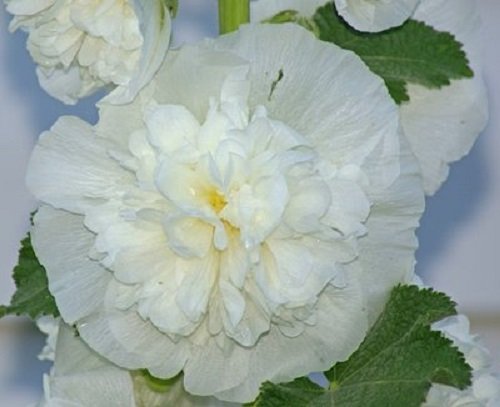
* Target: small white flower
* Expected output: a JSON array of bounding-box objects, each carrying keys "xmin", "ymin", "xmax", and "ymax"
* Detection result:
[
  {"xmin": 424, "ymin": 314, "xmax": 500, "ymax": 407},
  {"xmin": 36, "ymin": 315, "xmax": 60, "ymax": 362},
  {"xmin": 27, "ymin": 24, "xmax": 424, "ymax": 402},
  {"xmin": 251, "ymin": 0, "xmax": 420, "ymax": 32},
  {"xmin": 5, "ymin": 0, "xmax": 171, "ymax": 104},
  {"xmin": 252, "ymin": 0, "xmax": 489, "ymax": 195},
  {"xmin": 333, "ymin": 0, "xmax": 420, "ymax": 32}
]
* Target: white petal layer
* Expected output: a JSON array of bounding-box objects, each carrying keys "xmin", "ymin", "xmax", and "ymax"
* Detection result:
[
  {"xmin": 401, "ymin": 0, "xmax": 488, "ymax": 195},
  {"xmin": 103, "ymin": 0, "xmax": 172, "ymax": 104},
  {"xmin": 39, "ymin": 322, "xmax": 230, "ymax": 407},
  {"xmin": 401, "ymin": 79, "xmax": 488, "ymax": 195},
  {"xmin": 356, "ymin": 136, "xmax": 424, "ymax": 322},
  {"xmin": 27, "ymin": 116, "xmax": 133, "ymax": 214},
  {"xmin": 334, "ymin": 0, "xmax": 420, "ymax": 32},
  {"xmin": 189, "ymin": 283, "xmax": 366, "ymax": 402},
  {"xmin": 39, "ymin": 323, "xmax": 136, "ymax": 407},
  {"xmin": 32, "ymin": 206, "xmax": 110, "ymax": 324}
]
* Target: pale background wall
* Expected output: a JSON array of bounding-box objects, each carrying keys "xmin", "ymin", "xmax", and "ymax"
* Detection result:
[{"xmin": 0, "ymin": 0, "xmax": 498, "ymax": 404}]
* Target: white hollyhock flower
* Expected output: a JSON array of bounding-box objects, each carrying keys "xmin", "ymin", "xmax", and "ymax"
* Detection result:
[
  {"xmin": 27, "ymin": 24, "xmax": 424, "ymax": 402},
  {"xmin": 424, "ymin": 315, "xmax": 500, "ymax": 406},
  {"xmin": 38, "ymin": 321, "xmax": 235, "ymax": 407},
  {"xmin": 251, "ymin": 0, "xmax": 420, "ymax": 32},
  {"xmin": 5, "ymin": 0, "xmax": 171, "ymax": 104},
  {"xmin": 252, "ymin": 0, "xmax": 488, "ymax": 195}
]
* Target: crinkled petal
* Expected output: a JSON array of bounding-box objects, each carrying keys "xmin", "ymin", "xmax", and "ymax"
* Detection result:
[
  {"xmin": 79, "ymin": 280, "xmax": 190, "ymax": 378},
  {"xmin": 207, "ymin": 283, "xmax": 367, "ymax": 402},
  {"xmin": 334, "ymin": 0, "xmax": 420, "ymax": 32},
  {"xmin": 36, "ymin": 65, "xmax": 97, "ymax": 105},
  {"xmin": 104, "ymin": 0, "xmax": 172, "ymax": 104},
  {"xmin": 27, "ymin": 116, "xmax": 133, "ymax": 214},
  {"xmin": 5, "ymin": 0, "xmax": 54, "ymax": 16},
  {"xmin": 356, "ymin": 136, "xmax": 424, "ymax": 322},
  {"xmin": 214, "ymin": 23, "xmax": 401, "ymax": 190},
  {"xmin": 401, "ymin": 0, "xmax": 488, "ymax": 195},
  {"xmin": 32, "ymin": 206, "xmax": 110, "ymax": 324},
  {"xmin": 40, "ymin": 323, "xmax": 136, "ymax": 407}
]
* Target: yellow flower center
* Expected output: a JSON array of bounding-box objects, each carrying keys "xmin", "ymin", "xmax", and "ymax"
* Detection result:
[{"xmin": 206, "ymin": 189, "xmax": 227, "ymax": 214}]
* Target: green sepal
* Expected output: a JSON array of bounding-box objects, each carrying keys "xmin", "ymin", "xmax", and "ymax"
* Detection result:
[
  {"xmin": 264, "ymin": 10, "xmax": 320, "ymax": 36},
  {"xmin": 133, "ymin": 370, "xmax": 181, "ymax": 394},
  {"xmin": 163, "ymin": 0, "xmax": 178, "ymax": 17}
]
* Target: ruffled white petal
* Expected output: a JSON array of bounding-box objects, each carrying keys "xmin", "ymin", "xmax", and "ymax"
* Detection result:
[
  {"xmin": 356, "ymin": 136, "xmax": 424, "ymax": 322},
  {"xmin": 104, "ymin": 0, "xmax": 172, "ymax": 104},
  {"xmin": 401, "ymin": 0, "xmax": 488, "ymax": 195},
  {"xmin": 401, "ymin": 79, "xmax": 488, "ymax": 195},
  {"xmin": 27, "ymin": 116, "xmax": 133, "ymax": 214},
  {"xmin": 39, "ymin": 323, "xmax": 136, "ymax": 407},
  {"xmin": 334, "ymin": 0, "xmax": 420, "ymax": 32},
  {"xmin": 208, "ymin": 283, "xmax": 366, "ymax": 402},
  {"xmin": 36, "ymin": 65, "xmax": 98, "ymax": 105},
  {"xmin": 36, "ymin": 316, "xmax": 60, "ymax": 362},
  {"xmin": 32, "ymin": 206, "xmax": 110, "ymax": 324},
  {"xmin": 38, "ymin": 321, "xmax": 235, "ymax": 406}
]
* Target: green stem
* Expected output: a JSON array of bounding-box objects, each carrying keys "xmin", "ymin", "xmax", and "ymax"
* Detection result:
[{"xmin": 218, "ymin": 0, "xmax": 250, "ymax": 35}]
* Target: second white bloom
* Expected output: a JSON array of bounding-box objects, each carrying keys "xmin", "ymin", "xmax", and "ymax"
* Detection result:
[{"xmin": 5, "ymin": 0, "xmax": 171, "ymax": 104}]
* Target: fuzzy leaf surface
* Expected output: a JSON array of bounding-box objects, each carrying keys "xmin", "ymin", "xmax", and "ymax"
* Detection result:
[
  {"xmin": 0, "ymin": 234, "xmax": 59, "ymax": 319},
  {"xmin": 312, "ymin": 4, "xmax": 473, "ymax": 103}
]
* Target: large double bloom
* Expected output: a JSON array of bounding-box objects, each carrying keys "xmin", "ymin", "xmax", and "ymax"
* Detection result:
[{"xmin": 27, "ymin": 24, "xmax": 424, "ymax": 402}]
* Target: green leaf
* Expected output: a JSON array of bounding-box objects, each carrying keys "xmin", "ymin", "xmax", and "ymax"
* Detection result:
[
  {"xmin": 0, "ymin": 232, "xmax": 59, "ymax": 320},
  {"xmin": 254, "ymin": 285, "xmax": 472, "ymax": 407},
  {"xmin": 254, "ymin": 378, "xmax": 327, "ymax": 406},
  {"xmin": 313, "ymin": 4, "xmax": 473, "ymax": 103}
]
